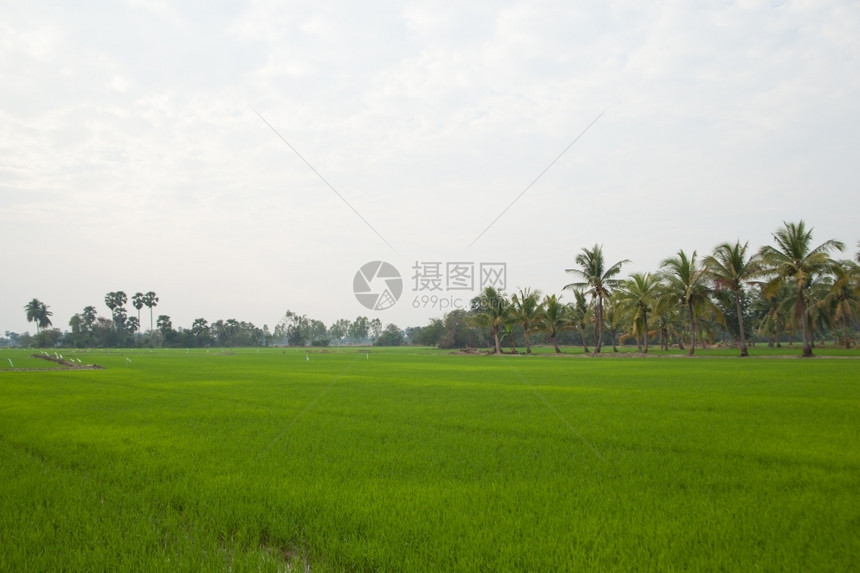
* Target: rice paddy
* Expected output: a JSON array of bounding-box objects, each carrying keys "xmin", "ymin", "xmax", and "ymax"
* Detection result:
[{"xmin": 1, "ymin": 347, "xmax": 858, "ymax": 571}]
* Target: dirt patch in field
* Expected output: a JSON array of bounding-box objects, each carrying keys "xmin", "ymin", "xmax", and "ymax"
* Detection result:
[{"xmin": 31, "ymin": 354, "xmax": 104, "ymax": 369}]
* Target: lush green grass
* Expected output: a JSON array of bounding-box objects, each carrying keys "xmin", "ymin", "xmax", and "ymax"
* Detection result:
[{"xmin": 1, "ymin": 347, "xmax": 858, "ymax": 571}]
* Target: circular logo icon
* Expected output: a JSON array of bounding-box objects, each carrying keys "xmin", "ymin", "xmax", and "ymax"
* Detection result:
[{"xmin": 353, "ymin": 261, "xmax": 403, "ymax": 311}]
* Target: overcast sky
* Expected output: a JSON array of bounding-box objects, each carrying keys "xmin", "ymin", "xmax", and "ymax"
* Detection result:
[{"xmin": 2, "ymin": 0, "xmax": 858, "ymax": 335}]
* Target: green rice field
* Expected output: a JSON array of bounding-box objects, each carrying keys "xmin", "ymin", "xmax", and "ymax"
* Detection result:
[{"xmin": 1, "ymin": 347, "xmax": 858, "ymax": 571}]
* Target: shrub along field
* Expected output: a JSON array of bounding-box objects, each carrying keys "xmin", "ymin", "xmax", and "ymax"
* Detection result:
[{"xmin": 1, "ymin": 347, "xmax": 858, "ymax": 571}]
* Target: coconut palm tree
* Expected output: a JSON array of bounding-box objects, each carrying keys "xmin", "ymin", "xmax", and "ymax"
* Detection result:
[
  {"xmin": 510, "ymin": 288, "xmax": 543, "ymax": 354},
  {"xmin": 567, "ymin": 289, "xmax": 592, "ymax": 353},
  {"xmin": 820, "ymin": 260, "xmax": 859, "ymax": 348},
  {"xmin": 470, "ymin": 286, "xmax": 509, "ymax": 355},
  {"xmin": 615, "ymin": 272, "xmax": 661, "ymax": 353},
  {"xmin": 564, "ymin": 245, "xmax": 629, "ymax": 353},
  {"xmin": 661, "ymin": 250, "xmax": 716, "ymax": 356},
  {"xmin": 753, "ymin": 282, "xmax": 791, "ymax": 347},
  {"xmin": 24, "ymin": 298, "xmax": 52, "ymax": 332},
  {"xmin": 660, "ymin": 249, "xmax": 707, "ymax": 356},
  {"xmin": 759, "ymin": 221, "xmax": 844, "ymax": 357},
  {"xmin": 604, "ymin": 293, "xmax": 625, "ymax": 352},
  {"xmin": 702, "ymin": 241, "xmax": 763, "ymax": 356},
  {"xmin": 538, "ymin": 294, "xmax": 568, "ymax": 353}
]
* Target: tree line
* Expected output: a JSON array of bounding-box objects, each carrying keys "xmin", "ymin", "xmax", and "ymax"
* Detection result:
[
  {"xmin": 8, "ymin": 291, "xmax": 407, "ymax": 349},
  {"xmin": 412, "ymin": 220, "xmax": 857, "ymax": 357},
  {"xmin": 6, "ymin": 221, "xmax": 857, "ymax": 354}
]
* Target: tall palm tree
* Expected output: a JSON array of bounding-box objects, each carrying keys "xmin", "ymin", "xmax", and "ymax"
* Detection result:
[
  {"xmin": 24, "ymin": 298, "xmax": 42, "ymax": 332},
  {"xmin": 564, "ymin": 245, "xmax": 629, "ymax": 353},
  {"xmin": 510, "ymin": 288, "xmax": 543, "ymax": 354},
  {"xmin": 538, "ymin": 294, "xmax": 568, "ymax": 353},
  {"xmin": 143, "ymin": 291, "xmax": 159, "ymax": 339},
  {"xmin": 615, "ymin": 272, "xmax": 661, "ymax": 353},
  {"xmin": 24, "ymin": 298, "xmax": 52, "ymax": 332},
  {"xmin": 702, "ymin": 241, "xmax": 762, "ymax": 356},
  {"xmin": 132, "ymin": 292, "xmax": 145, "ymax": 339},
  {"xmin": 105, "ymin": 291, "xmax": 128, "ymax": 331},
  {"xmin": 470, "ymin": 286, "xmax": 509, "ymax": 355},
  {"xmin": 661, "ymin": 250, "xmax": 721, "ymax": 356},
  {"xmin": 759, "ymin": 221, "xmax": 844, "ymax": 357}
]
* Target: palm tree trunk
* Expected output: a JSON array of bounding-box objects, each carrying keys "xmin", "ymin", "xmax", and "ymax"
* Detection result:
[
  {"xmin": 798, "ymin": 295, "xmax": 813, "ymax": 357},
  {"xmin": 643, "ymin": 314, "xmax": 649, "ymax": 353},
  {"xmin": 687, "ymin": 302, "xmax": 695, "ymax": 356},
  {"xmin": 594, "ymin": 296, "xmax": 603, "ymax": 353},
  {"xmin": 734, "ymin": 289, "xmax": 748, "ymax": 356},
  {"xmin": 523, "ymin": 326, "xmax": 532, "ymax": 354},
  {"xmin": 551, "ymin": 333, "xmax": 560, "ymax": 353}
]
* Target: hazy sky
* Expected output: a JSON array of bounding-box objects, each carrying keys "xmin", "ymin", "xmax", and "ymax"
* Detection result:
[{"xmin": 2, "ymin": 0, "xmax": 858, "ymax": 335}]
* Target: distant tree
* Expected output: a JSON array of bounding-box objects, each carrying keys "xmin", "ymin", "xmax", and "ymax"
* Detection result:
[
  {"xmin": 703, "ymin": 241, "xmax": 763, "ymax": 356},
  {"xmin": 759, "ymin": 221, "xmax": 844, "ymax": 357},
  {"xmin": 565, "ymin": 245, "xmax": 629, "ymax": 353},
  {"xmin": 3, "ymin": 331, "xmax": 21, "ymax": 347},
  {"xmin": 132, "ymin": 292, "xmax": 145, "ymax": 337},
  {"xmin": 661, "ymin": 250, "xmax": 718, "ymax": 356},
  {"xmin": 753, "ymin": 282, "xmax": 791, "ymax": 347},
  {"xmin": 24, "ymin": 298, "xmax": 52, "ymax": 332},
  {"xmin": 105, "ymin": 291, "xmax": 128, "ymax": 331},
  {"xmin": 374, "ymin": 323, "xmax": 404, "ymax": 346},
  {"xmin": 126, "ymin": 316, "xmax": 140, "ymax": 337},
  {"xmin": 68, "ymin": 313, "xmax": 84, "ymax": 339},
  {"xmin": 439, "ymin": 309, "xmax": 486, "ymax": 349},
  {"xmin": 225, "ymin": 319, "xmax": 241, "ymax": 346},
  {"xmin": 615, "ymin": 272, "xmax": 661, "ymax": 353},
  {"xmin": 537, "ymin": 294, "xmax": 568, "ymax": 353},
  {"xmin": 156, "ymin": 315, "xmax": 173, "ymax": 347},
  {"xmin": 309, "ymin": 320, "xmax": 327, "ymax": 345},
  {"xmin": 413, "ymin": 318, "xmax": 444, "ymax": 347},
  {"xmin": 510, "ymin": 288, "xmax": 543, "ymax": 354},
  {"xmin": 33, "ymin": 328, "xmax": 62, "ymax": 348},
  {"xmin": 369, "ymin": 318, "xmax": 383, "ymax": 341},
  {"xmin": 282, "ymin": 310, "xmax": 310, "ymax": 346},
  {"xmin": 821, "ymin": 259, "xmax": 860, "ymax": 348},
  {"xmin": 470, "ymin": 287, "xmax": 509, "ymax": 354},
  {"xmin": 191, "ymin": 318, "xmax": 209, "ymax": 346},
  {"xmin": 567, "ymin": 289, "xmax": 592, "ymax": 353},
  {"xmin": 349, "ymin": 316, "xmax": 370, "ymax": 344},
  {"xmin": 82, "ymin": 306, "xmax": 98, "ymax": 329},
  {"xmin": 604, "ymin": 294, "xmax": 624, "ymax": 352},
  {"xmin": 112, "ymin": 307, "xmax": 128, "ymax": 332},
  {"xmin": 143, "ymin": 291, "xmax": 158, "ymax": 340},
  {"xmin": 328, "ymin": 319, "xmax": 351, "ymax": 344}
]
